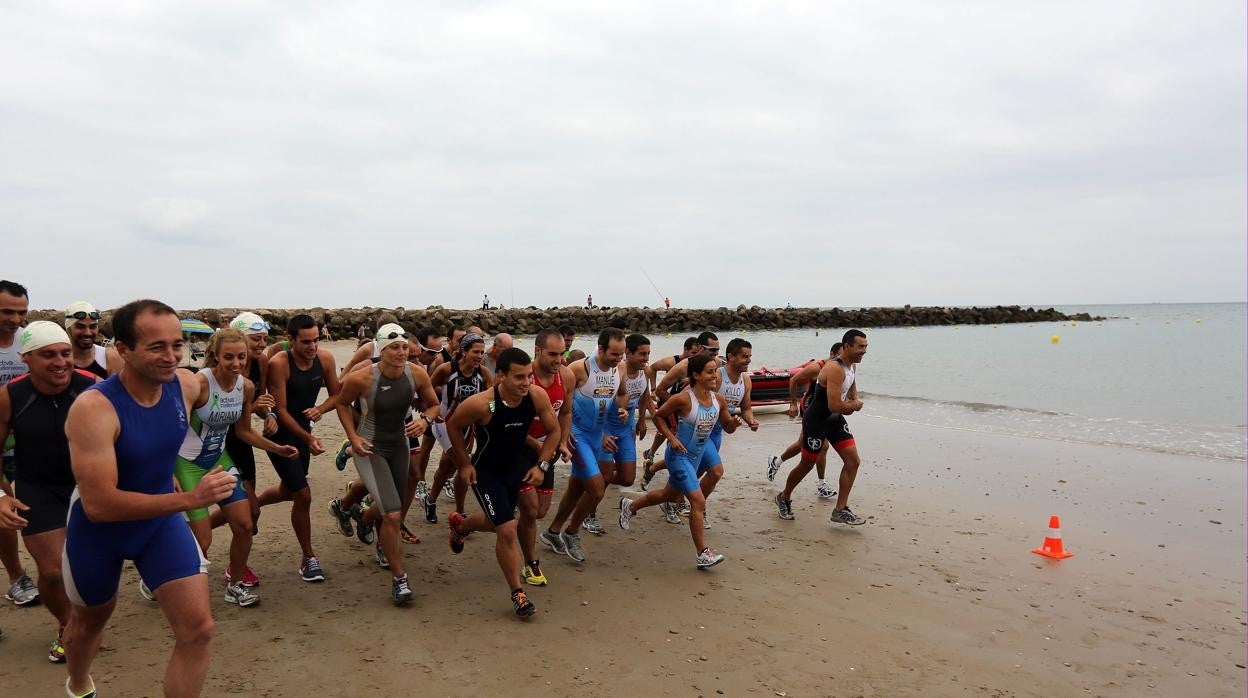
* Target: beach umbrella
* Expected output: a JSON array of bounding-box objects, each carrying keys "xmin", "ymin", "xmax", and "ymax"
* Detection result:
[{"xmin": 180, "ymin": 318, "xmax": 215, "ymax": 335}]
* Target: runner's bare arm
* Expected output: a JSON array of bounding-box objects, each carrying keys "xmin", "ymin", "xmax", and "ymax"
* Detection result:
[
  {"xmin": 66, "ymin": 391, "xmax": 233, "ymax": 521},
  {"xmin": 341, "ymin": 342, "xmax": 375, "ymax": 376},
  {"xmin": 741, "ymin": 374, "xmax": 759, "ymax": 429},
  {"xmin": 447, "ymin": 393, "xmax": 489, "ymax": 483},
  {"xmin": 235, "ymin": 380, "xmax": 300, "ymax": 457},
  {"xmin": 655, "ymin": 358, "xmax": 690, "ymax": 395}
]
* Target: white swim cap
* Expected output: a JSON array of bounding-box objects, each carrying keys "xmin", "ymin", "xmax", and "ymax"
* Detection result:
[
  {"xmin": 64, "ymin": 301, "xmax": 100, "ymax": 329},
  {"xmin": 229, "ymin": 312, "xmax": 270, "ymax": 335},
  {"xmin": 20, "ymin": 321, "xmax": 72, "ymax": 354},
  {"xmin": 375, "ymin": 323, "xmax": 408, "ymax": 353}
]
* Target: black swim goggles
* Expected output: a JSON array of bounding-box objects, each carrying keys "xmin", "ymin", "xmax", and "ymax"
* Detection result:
[
  {"xmin": 66, "ymin": 310, "xmax": 101, "ymax": 321},
  {"xmin": 381, "ymin": 331, "xmax": 407, "ymax": 340}
]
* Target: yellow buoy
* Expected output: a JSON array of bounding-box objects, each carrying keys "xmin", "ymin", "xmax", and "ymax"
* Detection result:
[
  {"xmin": 1050, "ymin": 335, "xmax": 1061, "ymax": 344},
  {"xmin": 1071, "ymin": 321, "xmax": 1077, "ymax": 327},
  {"xmin": 1195, "ymin": 319, "xmax": 1202, "ymax": 323}
]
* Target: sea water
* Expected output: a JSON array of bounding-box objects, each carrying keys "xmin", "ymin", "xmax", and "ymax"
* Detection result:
[{"xmin": 563, "ymin": 303, "xmax": 1246, "ymax": 461}]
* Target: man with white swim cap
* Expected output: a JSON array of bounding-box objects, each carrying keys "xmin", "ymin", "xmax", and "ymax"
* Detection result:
[
  {"xmin": 0, "ymin": 321, "xmax": 98, "ymax": 663},
  {"xmin": 64, "ymin": 302, "xmax": 121, "ymax": 379}
]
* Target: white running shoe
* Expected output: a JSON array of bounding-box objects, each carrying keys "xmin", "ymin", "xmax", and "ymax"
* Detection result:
[
  {"xmin": 816, "ymin": 481, "xmax": 836, "ymax": 500},
  {"xmin": 659, "ymin": 501, "xmax": 682, "ymax": 525},
  {"xmin": 766, "ymin": 455, "xmax": 781, "ymax": 482},
  {"xmin": 618, "ymin": 498, "xmax": 635, "ymax": 531},
  {"xmin": 696, "ymin": 547, "xmax": 725, "ymax": 569},
  {"xmin": 582, "ymin": 514, "xmax": 605, "ymax": 536},
  {"xmin": 224, "ymin": 582, "xmax": 260, "ymax": 607}
]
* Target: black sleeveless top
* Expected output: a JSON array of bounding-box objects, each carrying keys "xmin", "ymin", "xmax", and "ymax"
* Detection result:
[
  {"xmin": 7, "ymin": 371, "xmax": 97, "ymax": 485},
  {"xmin": 283, "ymin": 349, "xmax": 324, "ymax": 432},
  {"xmin": 471, "ymin": 386, "xmax": 536, "ymax": 475}
]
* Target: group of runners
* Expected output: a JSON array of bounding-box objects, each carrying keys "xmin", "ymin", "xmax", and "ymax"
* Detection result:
[{"xmin": 0, "ymin": 279, "xmax": 871, "ymax": 697}]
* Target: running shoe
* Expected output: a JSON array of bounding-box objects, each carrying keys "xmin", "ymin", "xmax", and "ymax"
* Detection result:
[
  {"xmin": 334, "ymin": 439, "xmax": 351, "ymax": 471},
  {"xmin": 642, "ymin": 447, "xmax": 655, "ymax": 469},
  {"xmin": 816, "ymin": 481, "xmax": 837, "ymax": 500},
  {"xmin": 775, "ymin": 493, "xmax": 795, "ymax": 520},
  {"xmin": 400, "ymin": 524, "xmax": 421, "ymax": 544},
  {"xmin": 659, "ymin": 501, "xmax": 681, "ymax": 525},
  {"xmin": 351, "ymin": 503, "xmax": 375, "ymax": 545},
  {"xmin": 300, "ymin": 556, "xmax": 326, "ymax": 583},
  {"xmin": 639, "ymin": 465, "xmax": 655, "ymax": 490},
  {"xmin": 511, "ymin": 589, "xmax": 536, "ymax": 619},
  {"xmin": 523, "ymin": 561, "xmax": 548, "ymax": 586},
  {"xmin": 443, "ymin": 479, "xmax": 455, "ymax": 501},
  {"xmin": 582, "ymin": 513, "xmax": 605, "ymax": 536},
  {"xmin": 677, "ymin": 502, "xmax": 691, "ymax": 516},
  {"xmin": 539, "ymin": 529, "xmax": 567, "ymax": 556},
  {"xmin": 138, "ymin": 579, "xmax": 155, "ymax": 601},
  {"xmin": 5, "ymin": 574, "xmax": 39, "ymax": 606},
  {"xmin": 48, "ymin": 634, "xmax": 66, "ymax": 663},
  {"xmin": 618, "ymin": 497, "xmax": 635, "ymax": 531},
  {"xmin": 829, "ymin": 507, "xmax": 866, "ymax": 526},
  {"xmin": 696, "ymin": 547, "xmax": 725, "ymax": 569},
  {"xmin": 65, "ymin": 677, "xmax": 97, "ymax": 698},
  {"xmin": 328, "ymin": 497, "xmax": 354, "ymax": 537},
  {"xmin": 225, "ymin": 566, "xmax": 261, "ymax": 588},
  {"xmin": 392, "ymin": 574, "xmax": 413, "ymax": 606},
  {"xmin": 375, "ymin": 540, "xmax": 390, "ymax": 569},
  {"xmin": 561, "ymin": 530, "xmax": 586, "ymax": 563},
  {"xmin": 422, "ymin": 494, "xmax": 438, "ymax": 524},
  {"xmin": 766, "ymin": 455, "xmax": 781, "ymax": 482},
  {"xmin": 448, "ymin": 511, "xmax": 468, "ymax": 554},
  {"xmin": 414, "ymin": 480, "xmax": 429, "ymax": 505},
  {"xmin": 224, "ymin": 582, "xmax": 260, "ymax": 607}
]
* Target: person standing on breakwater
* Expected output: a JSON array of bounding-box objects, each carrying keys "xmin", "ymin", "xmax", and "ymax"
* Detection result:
[{"xmin": 771, "ymin": 330, "xmax": 869, "ymax": 526}]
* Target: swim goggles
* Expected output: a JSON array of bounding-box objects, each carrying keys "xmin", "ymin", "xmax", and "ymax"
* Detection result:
[
  {"xmin": 66, "ymin": 310, "xmax": 101, "ymax": 321},
  {"xmin": 381, "ymin": 331, "xmax": 407, "ymax": 340},
  {"xmin": 235, "ymin": 321, "xmax": 271, "ymax": 332}
]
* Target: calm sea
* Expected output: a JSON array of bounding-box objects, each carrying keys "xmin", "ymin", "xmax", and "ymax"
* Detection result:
[{"xmin": 561, "ymin": 303, "xmax": 1246, "ymax": 461}]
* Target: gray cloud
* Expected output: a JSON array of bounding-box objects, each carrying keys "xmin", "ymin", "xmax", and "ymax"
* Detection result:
[{"xmin": 1, "ymin": 1, "xmax": 1243, "ymax": 310}]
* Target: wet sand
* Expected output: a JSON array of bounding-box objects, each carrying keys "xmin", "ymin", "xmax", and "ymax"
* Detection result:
[{"xmin": 3, "ymin": 341, "xmax": 1244, "ymax": 696}]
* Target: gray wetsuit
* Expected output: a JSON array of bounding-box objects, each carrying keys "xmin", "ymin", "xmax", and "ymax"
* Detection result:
[{"xmin": 353, "ymin": 364, "xmax": 417, "ymax": 513}]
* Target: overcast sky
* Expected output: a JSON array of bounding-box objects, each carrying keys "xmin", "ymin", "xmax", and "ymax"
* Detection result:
[{"xmin": 2, "ymin": 1, "xmax": 1244, "ymax": 310}]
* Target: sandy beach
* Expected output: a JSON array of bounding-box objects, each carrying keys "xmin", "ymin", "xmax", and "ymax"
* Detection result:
[{"xmin": 3, "ymin": 341, "xmax": 1244, "ymax": 697}]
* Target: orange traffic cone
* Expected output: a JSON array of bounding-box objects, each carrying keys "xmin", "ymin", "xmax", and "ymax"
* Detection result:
[{"xmin": 1032, "ymin": 515, "xmax": 1073, "ymax": 559}]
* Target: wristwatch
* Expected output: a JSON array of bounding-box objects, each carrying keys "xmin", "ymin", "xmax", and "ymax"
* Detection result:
[
  {"xmin": 420, "ymin": 414, "xmax": 434, "ymax": 425},
  {"xmin": 538, "ymin": 460, "xmax": 552, "ymax": 473}
]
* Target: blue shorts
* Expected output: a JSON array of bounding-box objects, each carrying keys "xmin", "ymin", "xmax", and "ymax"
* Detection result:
[
  {"xmin": 697, "ymin": 440, "xmax": 722, "ymax": 474},
  {"xmin": 63, "ymin": 498, "xmax": 208, "ymax": 607},
  {"xmin": 664, "ymin": 448, "xmax": 702, "ymax": 495},
  {"xmin": 570, "ymin": 427, "xmax": 608, "ymax": 480},
  {"xmin": 605, "ymin": 417, "xmax": 638, "ymax": 465}
]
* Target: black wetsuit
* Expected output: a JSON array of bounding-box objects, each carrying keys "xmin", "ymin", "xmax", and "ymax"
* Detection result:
[{"xmin": 469, "ymin": 386, "xmax": 536, "ymax": 527}]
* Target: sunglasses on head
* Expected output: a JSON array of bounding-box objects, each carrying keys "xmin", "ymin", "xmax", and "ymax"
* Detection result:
[{"xmin": 67, "ymin": 311, "xmax": 101, "ymax": 321}]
